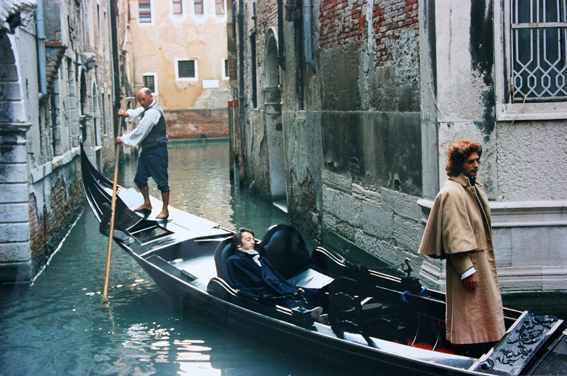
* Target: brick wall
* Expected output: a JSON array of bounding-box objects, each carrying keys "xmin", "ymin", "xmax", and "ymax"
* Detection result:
[
  {"xmin": 166, "ymin": 109, "xmax": 229, "ymax": 139},
  {"xmin": 373, "ymin": 0, "xmax": 419, "ymax": 65},
  {"xmin": 28, "ymin": 172, "xmax": 84, "ymax": 273},
  {"xmin": 320, "ymin": 0, "xmax": 364, "ymax": 49},
  {"xmin": 320, "ymin": 0, "xmax": 419, "ymax": 65}
]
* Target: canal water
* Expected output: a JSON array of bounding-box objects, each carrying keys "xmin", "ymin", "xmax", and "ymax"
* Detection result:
[{"xmin": 0, "ymin": 141, "xmax": 340, "ymax": 376}]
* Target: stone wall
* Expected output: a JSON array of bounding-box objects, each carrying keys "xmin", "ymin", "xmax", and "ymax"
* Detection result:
[{"xmin": 318, "ymin": 0, "xmax": 422, "ymax": 269}]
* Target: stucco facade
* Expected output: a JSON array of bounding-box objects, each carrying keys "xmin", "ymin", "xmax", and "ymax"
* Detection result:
[
  {"xmin": 229, "ymin": 0, "xmax": 567, "ymax": 294},
  {"xmin": 121, "ymin": 0, "xmax": 230, "ymax": 139},
  {"xmin": 0, "ymin": 0, "xmax": 118, "ymax": 283}
]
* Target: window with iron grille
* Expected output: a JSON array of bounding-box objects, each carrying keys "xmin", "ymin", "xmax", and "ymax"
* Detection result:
[
  {"xmin": 178, "ymin": 60, "xmax": 196, "ymax": 78},
  {"xmin": 143, "ymin": 75, "xmax": 156, "ymax": 93},
  {"xmin": 194, "ymin": 0, "xmax": 203, "ymax": 15},
  {"xmin": 172, "ymin": 0, "xmax": 182, "ymax": 14},
  {"xmin": 139, "ymin": 0, "xmax": 152, "ymax": 22},
  {"xmin": 512, "ymin": 0, "xmax": 567, "ymax": 102}
]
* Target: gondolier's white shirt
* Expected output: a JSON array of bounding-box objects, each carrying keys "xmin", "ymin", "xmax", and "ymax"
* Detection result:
[{"xmin": 120, "ymin": 101, "xmax": 161, "ymax": 147}]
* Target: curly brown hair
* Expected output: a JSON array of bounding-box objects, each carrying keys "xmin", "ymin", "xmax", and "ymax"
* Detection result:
[{"xmin": 445, "ymin": 140, "xmax": 483, "ymax": 176}]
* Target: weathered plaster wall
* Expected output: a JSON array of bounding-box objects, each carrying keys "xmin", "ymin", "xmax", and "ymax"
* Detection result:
[
  {"xmin": 418, "ymin": 0, "xmax": 567, "ymax": 294},
  {"xmin": 318, "ymin": 0, "xmax": 422, "ymax": 268},
  {"xmin": 283, "ymin": 111, "xmax": 323, "ymax": 236},
  {"xmin": 496, "ymin": 121, "xmax": 567, "ymax": 201},
  {"xmin": 433, "ymin": 0, "xmax": 497, "ymax": 198},
  {"xmin": 235, "ymin": 0, "xmax": 281, "ymax": 201}
]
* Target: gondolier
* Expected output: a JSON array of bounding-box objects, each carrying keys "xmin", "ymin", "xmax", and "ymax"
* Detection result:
[
  {"xmin": 418, "ymin": 140, "xmax": 505, "ymax": 357},
  {"xmin": 116, "ymin": 88, "xmax": 170, "ymax": 220}
]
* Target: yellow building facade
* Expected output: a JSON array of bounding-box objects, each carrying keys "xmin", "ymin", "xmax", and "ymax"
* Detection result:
[{"xmin": 121, "ymin": 0, "xmax": 230, "ymax": 138}]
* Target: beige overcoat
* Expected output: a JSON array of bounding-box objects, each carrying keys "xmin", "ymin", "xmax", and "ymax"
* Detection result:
[{"xmin": 418, "ymin": 174, "xmax": 505, "ymax": 345}]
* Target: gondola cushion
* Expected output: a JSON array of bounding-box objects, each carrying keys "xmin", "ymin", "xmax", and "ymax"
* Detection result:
[
  {"xmin": 214, "ymin": 237, "xmax": 238, "ymax": 281},
  {"xmin": 260, "ymin": 224, "xmax": 312, "ymax": 280}
]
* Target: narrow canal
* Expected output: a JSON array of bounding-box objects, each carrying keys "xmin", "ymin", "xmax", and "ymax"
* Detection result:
[{"xmin": 0, "ymin": 141, "xmax": 339, "ymax": 376}]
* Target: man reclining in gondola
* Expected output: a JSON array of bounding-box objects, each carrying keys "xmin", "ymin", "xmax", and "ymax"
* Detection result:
[{"xmin": 224, "ymin": 228, "xmax": 326, "ymax": 321}]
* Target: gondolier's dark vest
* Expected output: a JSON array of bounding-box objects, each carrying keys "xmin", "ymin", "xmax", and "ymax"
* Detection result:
[{"xmin": 141, "ymin": 102, "xmax": 168, "ymax": 150}]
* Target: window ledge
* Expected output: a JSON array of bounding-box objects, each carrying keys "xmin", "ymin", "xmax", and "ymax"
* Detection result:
[{"xmin": 497, "ymin": 103, "xmax": 567, "ymax": 121}]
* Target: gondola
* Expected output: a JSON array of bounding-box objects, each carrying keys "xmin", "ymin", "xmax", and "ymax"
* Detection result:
[{"xmin": 81, "ymin": 144, "xmax": 566, "ymax": 376}]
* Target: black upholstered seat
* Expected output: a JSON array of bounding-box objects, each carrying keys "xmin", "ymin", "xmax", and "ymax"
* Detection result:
[
  {"xmin": 261, "ymin": 225, "xmax": 333, "ymax": 289},
  {"xmin": 213, "ymin": 225, "xmax": 333, "ymax": 290},
  {"xmin": 259, "ymin": 224, "xmax": 312, "ymax": 279},
  {"xmin": 214, "ymin": 236, "xmax": 238, "ymax": 281}
]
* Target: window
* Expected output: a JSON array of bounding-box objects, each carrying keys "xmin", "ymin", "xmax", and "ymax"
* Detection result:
[
  {"xmin": 139, "ymin": 0, "xmax": 152, "ymax": 23},
  {"xmin": 178, "ymin": 60, "xmax": 196, "ymax": 78},
  {"xmin": 215, "ymin": 0, "xmax": 224, "ymax": 15},
  {"xmin": 194, "ymin": 0, "xmax": 203, "ymax": 14},
  {"xmin": 143, "ymin": 73, "xmax": 157, "ymax": 94},
  {"xmin": 97, "ymin": 5, "xmax": 101, "ymax": 47},
  {"xmin": 511, "ymin": 0, "xmax": 567, "ymax": 102},
  {"xmin": 172, "ymin": 0, "xmax": 182, "ymax": 14},
  {"xmin": 222, "ymin": 59, "xmax": 229, "ymax": 79}
]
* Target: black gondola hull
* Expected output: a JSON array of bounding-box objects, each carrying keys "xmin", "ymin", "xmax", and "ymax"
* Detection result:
[{"xmin": 80, "ymin": 144, "xmax": 566, "ymax": 376}]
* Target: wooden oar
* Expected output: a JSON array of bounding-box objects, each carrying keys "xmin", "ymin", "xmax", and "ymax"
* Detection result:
[{"xmin": 102, "ymin": 142, "xmax": 121, "ymax": 300}]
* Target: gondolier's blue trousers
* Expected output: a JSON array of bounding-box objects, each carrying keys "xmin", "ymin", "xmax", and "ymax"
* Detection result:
[{"xmin": 135, "ymin": 145, "xmax": 170, "ymax": 193}]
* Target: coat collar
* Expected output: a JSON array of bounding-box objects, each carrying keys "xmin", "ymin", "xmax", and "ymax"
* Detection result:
[
  {"xmin": 449, "ymin": 174, "xmax": 469, "ymax": 186},
  {"xmin": 448, "ymin": 174, "xmax": 482, "ymax": 188}
]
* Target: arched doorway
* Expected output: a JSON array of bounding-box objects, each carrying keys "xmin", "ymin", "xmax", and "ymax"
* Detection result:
[{"xmin": 264, "ymin": 31, "xmax": 287, "ymax": 203}]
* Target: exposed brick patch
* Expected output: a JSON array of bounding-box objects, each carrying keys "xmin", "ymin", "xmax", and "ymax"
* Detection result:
[
  {"xmin": 29, "ymin": 173, "xmax": 84, "ymax": 273},
  {"xmin": 320, "ymin": 0, "xmax": 364, "ymax": 49},
  {"xmin": 228, "ymin": 58, "xmax": 237, "ymax": 80},
  {"xmin": 165, "ymin": 109, "xmax": 229, "ymax": 139},
  {"xmin": 320, "ymin": 0, "xmax": 419, "ymax": 66},
  {"xmin": 373, "ymin": 0, "xmax": 419, "ymax": 65}
]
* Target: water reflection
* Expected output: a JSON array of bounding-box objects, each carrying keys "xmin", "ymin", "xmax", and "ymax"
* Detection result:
[{"xmin": 0, "ymin": 141, "xmax": 338, "ymax": 376}]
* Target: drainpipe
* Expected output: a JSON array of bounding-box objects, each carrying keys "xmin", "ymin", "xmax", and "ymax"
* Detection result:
[
  {"xmin": 36, "ymin": 0, "xmax": 47, "ymax": 101},
  {"xmin": 232, "ymin": 0, "xmax": 237, "ymax": 42},
  {"xmin": 304, "ymin": 0, "xmax": 316, "ymax": 72},
  {"xmin": 277, "ymin": 0, "xmax": 285, "ymax": 69},
  {"xmin": 110, "ymin": 0, "xmax": 121, "ymax": 137},
  {"xmin": 238, "ymin": 0, "xmax": 245, "ymax": 114}
]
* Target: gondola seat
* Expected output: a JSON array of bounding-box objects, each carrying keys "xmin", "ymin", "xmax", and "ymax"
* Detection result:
[
  {"xmin": 260, "ymin": 224, "xmax": 333, "ymax": 289},
  {"xmin": 213, "ymin": 236, "xmax": 238, "ymax": 282},
  {"xmin": 212, "ymin": 225, "xmax": 333, "ymax": 290}
]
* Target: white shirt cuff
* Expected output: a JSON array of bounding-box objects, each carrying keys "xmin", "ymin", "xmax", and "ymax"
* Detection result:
[{"xmin": 461, "ymin": 267, "xmax": 476, "ymax": 280}]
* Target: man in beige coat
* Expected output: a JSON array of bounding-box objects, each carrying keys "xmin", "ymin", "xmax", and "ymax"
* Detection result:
[{"xmin": 418, "ymin": 140, "xmax": 505, "ymax": 358}]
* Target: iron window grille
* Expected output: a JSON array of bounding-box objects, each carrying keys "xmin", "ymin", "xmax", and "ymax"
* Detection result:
[
  {"xmin": 178, "ymin": 60, "xmax": 196, "ymax": 78},
  {"xmin": 512, "ymin": 0, "xmax": 567, "ymax": 102},
  {"xmin": 143, "ymin": 75, "xmax": 156, "ymax": 93}
]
